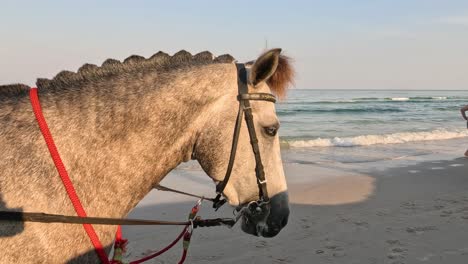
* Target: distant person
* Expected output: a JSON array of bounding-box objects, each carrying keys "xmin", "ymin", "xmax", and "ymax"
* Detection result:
[{"xmin": 462, "ymin": 105, "xmax": 468, "ymax": 156}]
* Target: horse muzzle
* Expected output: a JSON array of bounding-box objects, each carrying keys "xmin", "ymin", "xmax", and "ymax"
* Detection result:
[{"xmin": 240, "ymin": 191, "xmax": 289, "ymax": 237}]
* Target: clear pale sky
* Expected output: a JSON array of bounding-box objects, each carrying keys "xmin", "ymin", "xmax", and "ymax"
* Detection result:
[{"xmin": 1, "ymin": 0, "xmax": 467, "ymax": 89}]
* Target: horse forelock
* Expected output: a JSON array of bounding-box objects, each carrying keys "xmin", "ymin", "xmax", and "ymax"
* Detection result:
[
  {"xmin": 35, "ymin": 50, "xmax": 236, "ymax": 91},
  {"xmin": 267, "ymin": 55, "xmax": 295, "ymax": 99}
]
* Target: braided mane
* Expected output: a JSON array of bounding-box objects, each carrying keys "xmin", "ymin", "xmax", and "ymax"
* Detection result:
[
  {"xmin": 0, "ymin": 49, "xmax": 293, "ymax": 97},
  {"xmin": 36, "ymin": 50, "xmax": 235, "ymax": 91}
]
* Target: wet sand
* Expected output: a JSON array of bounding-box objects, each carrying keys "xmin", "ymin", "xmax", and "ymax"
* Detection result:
[{"xmin": 123, "ymin": 157, "xmax": 468, "ymax": 264}]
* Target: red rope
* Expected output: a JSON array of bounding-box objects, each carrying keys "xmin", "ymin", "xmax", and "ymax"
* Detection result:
[
  {"xmin": 129, "ymin": 226, "xmax": 189, "ymax": 264},
  {"xmin": 178, "ymin": 249, "xmax": 188, "ymax": 264},
  {"xmin": 30, "ymin": 88, "xmax": 110, "ymax": 264},
  {"xmin": 115, "ymin": 226, "xmax": 123, "ymax": 242}
]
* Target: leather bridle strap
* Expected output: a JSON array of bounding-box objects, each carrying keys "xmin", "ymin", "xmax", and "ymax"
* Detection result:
[
  {"xmin": 242, "ymin": 92, "xmax": 270, "ymax": 203},
  {"xmin": 213, "ymin": 64, "xmax": 275, "ymax": 210},
  {"xmin": 155, "ymin": 184, "xmax": 216, "ymax": 202},
  {"xmin": 238, "ymin": 93, "xmax": 276, "ymax": 103}
]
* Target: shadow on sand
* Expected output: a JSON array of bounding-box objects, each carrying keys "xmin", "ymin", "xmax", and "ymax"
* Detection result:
[{"xmin": 0, "ymin": 193, "xmax": 24, "ymax": 237}]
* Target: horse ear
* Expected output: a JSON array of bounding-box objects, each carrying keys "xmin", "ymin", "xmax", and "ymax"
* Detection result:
[{"xmin": 249, "ymin": 48, "xmax": 282, "ymax": 87}]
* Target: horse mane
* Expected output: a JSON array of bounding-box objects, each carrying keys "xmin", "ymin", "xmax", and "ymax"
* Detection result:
[
  {"xmin": 0, "ymin": 49, "xmax": 294, "ymax": 98},
  {"xmin": 0, "ymin": 84, "xmax": 30, "ymax": 98},
  {"xmin": 267, "ymin": 55, "xmax": 294, "ymax": 99},
  {"xmin": 35, "ymin": 50, "xmax": 235, "ymax": 91}
]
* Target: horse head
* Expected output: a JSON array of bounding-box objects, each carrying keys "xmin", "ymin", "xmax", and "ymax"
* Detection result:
[{"xmin": 194, "ymin": 49, "xmax": 294, "ymax": 237}]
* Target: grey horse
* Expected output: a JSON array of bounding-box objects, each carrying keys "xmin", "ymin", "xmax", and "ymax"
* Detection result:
[{"xmin": 0, "ymin": 48, "xmax": 294, "ymax": 263}]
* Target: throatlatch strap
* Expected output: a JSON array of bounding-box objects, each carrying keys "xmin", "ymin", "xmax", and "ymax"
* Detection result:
[
  {"xmin": 30, "ymin": 88, "xmax": 110, "ymax": 264},
  {"xmin": 215, "ymin": 103, "xmax": 244, "ymax": 194}
]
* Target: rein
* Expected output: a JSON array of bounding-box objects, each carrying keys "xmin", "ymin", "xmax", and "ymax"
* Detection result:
[{"xmin": 0, "ymin": 211, "xmax": 235, "ymax": 228}]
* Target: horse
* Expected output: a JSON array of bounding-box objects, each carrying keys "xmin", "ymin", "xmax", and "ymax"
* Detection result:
[{"xmin": 0, "ymin": 48, "xmax": 294, "ymax": 263}]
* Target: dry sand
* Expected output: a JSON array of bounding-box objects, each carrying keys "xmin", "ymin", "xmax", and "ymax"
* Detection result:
[{"xmin": 122, "ymin": 157, "xmax": 468, "ymax": 264}]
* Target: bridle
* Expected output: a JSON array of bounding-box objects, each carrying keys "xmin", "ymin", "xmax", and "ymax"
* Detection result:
[{"xmin": 212, "ymin": 63, "xmax": 277, "ymax": 211}]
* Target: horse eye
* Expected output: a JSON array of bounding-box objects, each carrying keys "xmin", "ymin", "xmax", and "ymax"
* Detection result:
[{"xmin": 264, "ymin": 126, "xmax": 278, "ymax": 137}]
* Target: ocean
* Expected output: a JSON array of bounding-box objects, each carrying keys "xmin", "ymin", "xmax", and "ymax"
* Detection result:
[
  {"xmin": 277, "ymin": 89, "xmax": 468, "ymax": 169},
  {"xmin": 169, "ymin": 89, "xmax": 468, "ymax": 186}
]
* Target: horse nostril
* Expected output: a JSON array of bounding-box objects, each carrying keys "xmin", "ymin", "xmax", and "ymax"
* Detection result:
[
  {"xmin": 281, "ymin": 216, "xmax": 288, "ymax": 228},
  {"xmin": 267, "ymin": 191, "xmax": 290, "ymax": 230}
]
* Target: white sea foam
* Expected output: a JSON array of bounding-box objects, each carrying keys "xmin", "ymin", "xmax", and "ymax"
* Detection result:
[
  {"xmin": 390, "ymin": 97, "xmax": 410, "ymax": 101},
  {"xmin": 303, "ymin": 96, "xmax": 461, "ymax": 104},
  {"xmin": 286, "ymin": 129, "xmax": 468, "ymax": 148}
]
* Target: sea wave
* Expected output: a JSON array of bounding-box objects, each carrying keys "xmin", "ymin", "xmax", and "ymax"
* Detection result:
[
  {"xmin": 283, "ymin": 96, "xmax": 465, "ymax": 105},
  {"xmin": 388, "ymin": 97, "xmax": 409, "ymax": 101},
  {"xmin": 386, "ymin": 96, "xmax": 449, "ymax": 101},
  {"xmin": 277, "ymin": 107, "xmax": 405, "ymax": 115},
  {"xmin": 284, "ymin": 129, "xmax": 468, "ymax": 148}
]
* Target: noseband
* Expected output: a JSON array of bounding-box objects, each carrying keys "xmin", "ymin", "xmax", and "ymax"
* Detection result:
[{"xmin": 212, "ymin": 64, "xmax": 277, "ymax": 210}]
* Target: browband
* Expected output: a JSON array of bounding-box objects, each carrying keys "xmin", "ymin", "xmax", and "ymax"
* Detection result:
[{"xmin": 238, "ymin": 93, "xmax": 276, "ymax": 103}]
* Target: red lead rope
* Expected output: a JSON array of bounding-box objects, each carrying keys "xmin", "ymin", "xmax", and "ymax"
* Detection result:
[{"xmin": 30, "ymin": 88, "xmax": 110, "ymax": 264}]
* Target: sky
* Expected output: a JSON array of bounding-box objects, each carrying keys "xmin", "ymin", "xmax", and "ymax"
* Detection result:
[{"xmin": 1, "ymin": 0, "xmax": 468, "ymax": 90}]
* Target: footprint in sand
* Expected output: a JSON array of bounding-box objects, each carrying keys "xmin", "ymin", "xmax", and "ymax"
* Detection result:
[
  {"xmin": 417, "ymin": 253, "xmax": 436, "ymax": 261},
  {"xmin": 386, "ymin": 239, "xmax": 402, "ymax": 246},
  {"xmin": 387, "ymin": 249, "xmax": 407, "ymax": 263},
  {"xmin": 353, "ymin": 220, "xmax": 370, "ymax": 229},
  {"xmin": 387, "ymin": 251, "xmax": 405, "ymax": 260},
  {"xmin": 376, "ymin": 209, "xmax": 390, "ymax": 216},
  {"xmin": 406, "ymin": 226, "xmax": 438, "ymax": 234},
  {"xmin": 326, "ymin": 246, "xmax": 346, "ymax": 258},
  {"xmin": 255, "ymin": 241, "xmax": 268, "ymax": 249},
  {"xmin": 440, "ymin": 210, "xmax": 453, "ymax": 217},
  {"xmin": 401, "ymin": 201, "xmax": 419, "ymax": 210},
  {"xmin": 386, "ymin": 240, "xmax": 408, "ymax": 263},
  {"xmin": 444, "ymin": 247, "xmax": 468, "ymax": 256},
  {"xmin": 319, "ymin": 241, "xmax": 346, "ymax": 258},
  {"xmin": 436, "ymin": 197, "xmax": 460, "ymax": 204},
  {"xmin": 272, "ymin": 257, "xmax": 293, "ymax": 263}
]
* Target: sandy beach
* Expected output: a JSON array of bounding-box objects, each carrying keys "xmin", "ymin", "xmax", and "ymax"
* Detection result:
[{"xmin": 121, "ymin": 141, "xmax": 468, "ymax": 264}]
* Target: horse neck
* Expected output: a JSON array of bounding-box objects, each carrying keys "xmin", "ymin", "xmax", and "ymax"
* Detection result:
[{"xmin": 37, "ymin": 63, "xmax": 237, "ymax": 218}]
